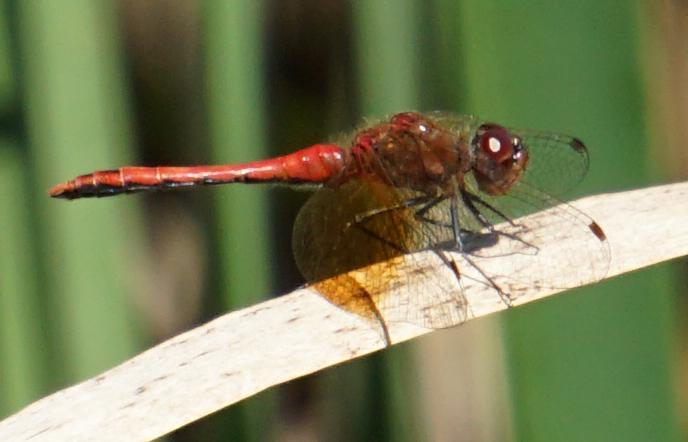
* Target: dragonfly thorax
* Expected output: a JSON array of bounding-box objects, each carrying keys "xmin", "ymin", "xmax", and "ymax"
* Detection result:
[{"xmin": 346, "ymin": 112, "xmax": 472, "ymax": 195}]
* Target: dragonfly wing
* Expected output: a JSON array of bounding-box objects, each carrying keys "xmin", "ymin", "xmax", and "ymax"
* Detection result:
[
  {"xmin": 515, "ymin": 128, "xmax": 590, "ymax": 197},
  {"xmin": 293, "ymin": 180, "xmax": 469, "ymax": 329},
  {"xmin": 459, "ymin": 176, "xmax": 610, "ymax": 293}
]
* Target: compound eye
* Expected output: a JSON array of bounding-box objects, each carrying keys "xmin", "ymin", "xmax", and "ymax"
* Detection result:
[{"xmin": 477, "ymin": 124, "xmax": 515, "ymax": 163}]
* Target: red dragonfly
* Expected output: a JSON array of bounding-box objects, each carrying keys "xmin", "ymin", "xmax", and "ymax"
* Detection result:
[{"xmin": 50, "ymin": 112, "xmax": 609, "ymax": 344}]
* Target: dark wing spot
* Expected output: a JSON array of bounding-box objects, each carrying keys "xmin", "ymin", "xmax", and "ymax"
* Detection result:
[
  {"xmin": 588, "ymin": 221, "xmax": 607, "ymax": 241},
  {"xmin": 569, "ymin": 137, "xmax": 587, "ymax": 153}
]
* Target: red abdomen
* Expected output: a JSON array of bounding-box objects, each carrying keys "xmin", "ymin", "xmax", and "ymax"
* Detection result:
[{"xmin": 49, "ymin": 144, "xmax": 349, "ymax": 199}]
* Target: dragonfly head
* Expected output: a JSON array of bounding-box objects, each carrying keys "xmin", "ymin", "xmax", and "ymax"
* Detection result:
[{"xmin": 472, "ymin": 123, "xmax": 529, "ymax": 195}]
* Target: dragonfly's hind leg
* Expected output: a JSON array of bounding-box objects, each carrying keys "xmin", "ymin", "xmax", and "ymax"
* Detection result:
[
  {"xmin": 463, "ymin": 253, "xmax": 515, "ymax": 307},
  {"xmin": 349, "ymin": 195, "xmax": 438, "ymax": 253},
  {"xmin": 369, "ymin": 300, "xmax": 392, "ymax": 347},
  {"xmin": 432, "ymin": 248, "xmax": 474, "ymax": 320},
  {"xmin": 351, "ymin": 195, "xmax": 431, "ymax": 225}
]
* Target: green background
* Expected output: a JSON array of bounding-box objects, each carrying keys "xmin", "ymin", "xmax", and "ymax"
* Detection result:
[{"xmin": 0, "ymin": 1, "xmax": 683, "ymax": 440}]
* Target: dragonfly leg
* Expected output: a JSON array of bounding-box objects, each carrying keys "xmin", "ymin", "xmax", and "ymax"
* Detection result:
[
  {"xmin": 414, "ymin": 195, "xmax": 446, "ymax": 218},
  {"xmin": 432, "ymin": 248, "xmax": 473, "ymax": 321},
  {"xmin": 461, "ymin": 190, "xmax": 538, "ymax": 253},
  {"xmin": 460, "ymin": 190, "xmax": 499, "ymax": 231},
  {"xmin": 453, "ymin": 193, "xmax": 514, "ymax": 306},
  {"xmin": 353, "ymin": 194, "xmax": 479, "ymax": 253},
  {"xmin": 350, "ymin": 195, "xmax": 438, "ymax": 253},
  {"xmin": 353, "ymin": 195, "xmax": 431, "ymax": 224},
  {"xmin": 351, "ymin": 205, "xmax": 418, "ymax": 254},
  {"xmin": 450, "ymin": 196, "xmax": 465, "ymax": 251},
  {"xmin": 413, "ymin": 198, "xmax": 488, "ymax": 249},
  {"xmin": 368, "ymin": 301, "xmax": 392, "ymax": 347},
  {"xmin": 438, "ymin": 197, "xmax": 472, "ymax": 311},
  {"xmin": 465, "ymin": 252, "xmax": 514, "ymax": 306}
]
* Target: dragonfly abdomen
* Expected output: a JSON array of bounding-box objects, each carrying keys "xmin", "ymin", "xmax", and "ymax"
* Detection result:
[{"xmin": 49, "ymin": 144, "xmax": 348, "ymax": 199}]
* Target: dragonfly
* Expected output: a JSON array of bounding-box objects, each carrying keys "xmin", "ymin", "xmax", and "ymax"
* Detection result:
[{"xmin": 50, "ymin": 112, "xmax": 609, "ymax": 345}]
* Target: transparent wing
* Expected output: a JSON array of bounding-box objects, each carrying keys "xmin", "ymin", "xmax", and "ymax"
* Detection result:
[
  {"xmin": 293, "ymin": 180, "xmax": 468, "ymax": 330},
  {"xmin": 459, "ymin": 178, "xmax": 610, "ymax": 289},
  {"xmin": 514, "ymin": 128, "xmax": 590, "ymax": 197},
  {"xmin": 293, "ymin": 176, "xmax": 609, "ymax": 331},
  {"xmin": 292, "ymin": 116, "xmax": 605, "ymax": 331}
]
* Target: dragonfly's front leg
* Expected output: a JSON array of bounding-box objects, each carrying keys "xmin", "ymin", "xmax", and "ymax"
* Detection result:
[{"xmin": 460, "ymin": 190, "xmax": 538, "ymax": 253}]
